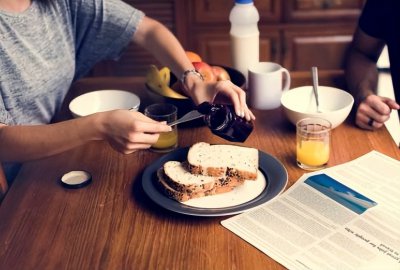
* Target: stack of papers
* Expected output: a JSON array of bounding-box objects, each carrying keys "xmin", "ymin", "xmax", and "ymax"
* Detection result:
[{"xmin": 222, "ymin": 151, "xmax": 400, "ymax": 270}]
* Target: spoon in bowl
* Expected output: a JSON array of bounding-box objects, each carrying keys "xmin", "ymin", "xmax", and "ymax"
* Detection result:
[{"xmin": 311, "ymin": 66, "xmax": 322, "ymax": 113}]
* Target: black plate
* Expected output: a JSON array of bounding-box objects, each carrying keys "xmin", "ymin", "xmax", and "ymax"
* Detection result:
[{"xmin": 142, "ymin": 147, "xmax": 288, "ymax": 217}]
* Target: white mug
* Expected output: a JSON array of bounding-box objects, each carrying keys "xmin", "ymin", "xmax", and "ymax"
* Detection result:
[{"xmin": 248, "ymin": 62, "xmax": 291, "ymax": 110}]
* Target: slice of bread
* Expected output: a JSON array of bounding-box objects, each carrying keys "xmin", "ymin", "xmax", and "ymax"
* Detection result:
[
  {"xmin": 162, "ymin": 161, "xmax": 216, "ymax": 193},
  {"xmin": 187, "ymin": 142, "xmax": 258, "ymax": 180},
  {"xmin": 156, "ymin": 161, "xmax": 245, "ymax": 202},
  {"xmin": 157, "ymin": 168, "xmax": 214, "ymax": 202}
]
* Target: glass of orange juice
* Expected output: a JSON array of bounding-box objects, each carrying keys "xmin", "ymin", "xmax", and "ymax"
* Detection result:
[
  {"xmin": 296, "ymin": 117, "xmax": 332, "ymax": 170},
  {"xmin": 144, "ymin": 103, "xmax": 178, "ymax": 153}
]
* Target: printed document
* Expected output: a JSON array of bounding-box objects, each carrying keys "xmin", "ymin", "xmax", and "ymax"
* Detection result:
[{"xmin": 222, "ymin": 151, "xmax": 400, "ymax": 270}]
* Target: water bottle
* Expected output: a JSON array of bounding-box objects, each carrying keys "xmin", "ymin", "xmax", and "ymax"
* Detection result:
[{"xmin": 229, "ymin": 0, "xmax": 260, "ymax": 85}]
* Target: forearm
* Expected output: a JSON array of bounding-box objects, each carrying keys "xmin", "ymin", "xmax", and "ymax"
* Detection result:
[
  {"xmin": 133, "ymin": 17, "xmax": 205, "ymax": 101},
  {"xmin": 0, "ymin": 114, "xmax": 102, "ymax": 162},
  {"xmin": 345, "ymin": 28, "xmax": 385, "ymax": 107},
  {"xmin": 346, "ymin": 47, "xmax": 379, "ymax": 106},
  {"xmin": 134, "ymin": 17, "xmax": 193, "ymax": 78}
]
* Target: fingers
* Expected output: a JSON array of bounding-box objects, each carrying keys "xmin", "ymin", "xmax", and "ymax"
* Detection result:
[
  {"xmin": 109, "ymin": 141, "xmax": 154, "ymax": 155},
  {"xmin": 355, "ymin": 112, "xmax": 386, "ymax": 130},
  {"xmin": 365, "ymin": 95, "xmax": 391, "ymax": 115},
  {"xmin": 104, "ymin": 110, "xmax": 173, "ymax": 154},
  {"xmin": 187, "ymin": 80, "xmax": 255, "ymax": 121},
  {"xmin": 383, "ymin": 98, "xmax": 400, "ymax": 110},
  {"xmin": 213, "ymin": 80, "xmax": 255, "ymax": 121},
  {"xmin": 356, "ymin": 95, "xmax": 392, "ymax": 130},
  {"xmin": 133, "ymin": 120, "xmax": 172, "ymax": 134}
]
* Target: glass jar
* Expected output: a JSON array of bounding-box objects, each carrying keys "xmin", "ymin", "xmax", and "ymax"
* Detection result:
[{"xmin": 197, "ymin": 102, "xmax": 253, "ymax": 142}]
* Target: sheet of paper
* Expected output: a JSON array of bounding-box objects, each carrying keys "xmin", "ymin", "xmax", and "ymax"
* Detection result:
[{"xmin": 222, "ymin": 151, "xmax": 400, "ymax": 270}]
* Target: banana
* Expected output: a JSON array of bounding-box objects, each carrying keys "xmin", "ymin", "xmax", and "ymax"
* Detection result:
[
  {"xmin": 145, "ymin": 65, "xmax": 187, "ymax": 99},
  {"xmin": 145, "ymin": 65, "xmax": 164, "ymax": 94},
  {"xmin": 159, "ymin": 66, "xmax": 171, "ymax": 86}
]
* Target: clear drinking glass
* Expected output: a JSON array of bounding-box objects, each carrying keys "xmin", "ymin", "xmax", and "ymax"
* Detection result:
[
  {"xmin": 296, "ymin": 117, "xmax": 332, "ymax": 170},
  {"xmin": 144, "ymin": 103, "xmax": 178, "ymax": 153}
]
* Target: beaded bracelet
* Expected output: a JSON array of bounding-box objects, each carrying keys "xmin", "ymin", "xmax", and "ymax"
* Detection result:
[{"xmin": 180, "ymin": 69, "xmax": 204, "ymax": 84}]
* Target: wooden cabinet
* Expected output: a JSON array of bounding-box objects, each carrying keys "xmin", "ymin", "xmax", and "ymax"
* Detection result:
[
  {"xmin": 282, "ymin": 25, "xmax": 355, "ymax": 71},
  {"xmin": 90, "ymin": 0, "xmax": 365, "ymax": 80},
  {"xmin": 284, "ymin": 0, "xmax": 364, "ymax": 22}
]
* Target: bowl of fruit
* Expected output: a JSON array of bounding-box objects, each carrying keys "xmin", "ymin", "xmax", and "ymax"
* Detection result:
[{"xmin": 145, "ymin": 51, "xmax": 246, "ymax": 119}]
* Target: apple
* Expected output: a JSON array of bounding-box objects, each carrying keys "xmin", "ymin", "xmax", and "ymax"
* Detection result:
[
  {"xmin": 212, "ymin": 66, "xmax": 231, "ymax": 81},
  {"xmin": 192, "ymin": 61, "xmax": 217, "ymax": 83},
  {"xmin": 185, "ymin": 51, "xmax": 202, "ymax": 62}
]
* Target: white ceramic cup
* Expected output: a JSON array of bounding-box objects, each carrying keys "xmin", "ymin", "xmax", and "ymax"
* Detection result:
[{"xmin": 248, "ymin": 62, "xmax": 291, "ymax": 110}]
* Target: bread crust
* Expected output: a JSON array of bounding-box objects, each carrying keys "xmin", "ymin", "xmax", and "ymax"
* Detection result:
[
  {"xmin": 162, "ymin": 161, "xmax": 215, "ymax": 193},
  {"xmin": 155, "ymin": 142, "xmax": 259, "ymax": 203},
  {"xmin": 156, "ymin": 167, "xmax": 245, "ymax": 202},
  {"xmin": 187, "ymin": 142, "xmax": 258, "ymax": 180}
]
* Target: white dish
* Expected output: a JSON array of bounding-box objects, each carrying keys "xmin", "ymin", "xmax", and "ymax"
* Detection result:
[
  {"xmin": 69, "ymin": 89, "xmax": 140, "ymax": 118},
  {"xmin": 281, "ymin": 86, "xmax": 354, "ymax": 129},
  {"xmin": 183, "ymin": 170, "xmax": 267, "ymax": 208},
  {"xmin": 142, "ymin": 147, "xmax": 288, "ymax": 217}
]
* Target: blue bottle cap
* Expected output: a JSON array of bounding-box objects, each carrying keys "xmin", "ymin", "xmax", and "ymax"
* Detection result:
[{"xmin": 235, "ymin": 0, "xmax": 253, "ymax": 3}]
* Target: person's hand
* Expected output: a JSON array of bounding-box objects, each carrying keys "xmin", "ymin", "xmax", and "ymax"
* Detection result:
[
  {"xmin": 97, "ymin": 110, "xmax": 172, "ymax": 154},
  {"xmin": 188, "ymin": 80, "xmax": 255, "ymax": 121},
  {"xmin": 355, "ymin": 94, "xmax": 399, "ymax": 130}
]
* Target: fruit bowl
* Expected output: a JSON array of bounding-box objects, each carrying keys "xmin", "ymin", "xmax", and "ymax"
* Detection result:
[
  {"xmin": 280, "ymin": 86, "xmax": 354, "ymax": 129},
  {"xmin": 145, "ymin": 65, "xmax": 246, "ymax": 118}
]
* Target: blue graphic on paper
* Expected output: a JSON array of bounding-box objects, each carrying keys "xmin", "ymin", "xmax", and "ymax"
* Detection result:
[{"xmin": 305, "ymin": 174, "xmax": 377, "ymax": 214}]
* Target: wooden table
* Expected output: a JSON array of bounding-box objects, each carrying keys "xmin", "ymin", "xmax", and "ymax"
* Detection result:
[{"xmin": 0, "ymin": 77, "xmax": 399, "ymax": 270}]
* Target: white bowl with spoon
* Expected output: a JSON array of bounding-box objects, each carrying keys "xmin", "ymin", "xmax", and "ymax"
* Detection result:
[{"xmin": 280, "ymin": 85, "xmax": 354, "ymax": 129}]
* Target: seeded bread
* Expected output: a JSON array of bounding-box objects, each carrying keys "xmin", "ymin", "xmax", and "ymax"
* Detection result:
[
  {"xmin": 187, "ymin": 142, "xmax": 258, "ymax": 180},
  {"xmin": 157, "ymin": 161, "xmax": 245, "ymax": 202},
  {"xmin": 157, "ymin": 168, "xmax": 214, "ymax": 202},
  {"xmin": 162, "ymin": 161, "xmax": 216, "ymax": 193}
]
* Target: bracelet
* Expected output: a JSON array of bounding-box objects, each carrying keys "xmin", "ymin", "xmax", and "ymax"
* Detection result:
[{"xmin": 180, "ymin": 69, "xmax": 204, "ymax": 84}]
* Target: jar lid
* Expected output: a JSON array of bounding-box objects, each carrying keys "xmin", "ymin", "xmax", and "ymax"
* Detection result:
[
  {"xmin": 235, "ymin": 0, "xmax": 253, "ymax": 4},
  {"xmin": 60, "ymin": 170, "xmax": 92, "ymax": 189}
]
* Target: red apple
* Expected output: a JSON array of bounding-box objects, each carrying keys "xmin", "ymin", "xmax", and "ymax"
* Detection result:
[
  {"xmin": 192, "ymin": 62, "xmax": 217, "ymax": 83},
  {"xmin": 212, "ymin": 66, "xmax": 231, "ymax": 81}
]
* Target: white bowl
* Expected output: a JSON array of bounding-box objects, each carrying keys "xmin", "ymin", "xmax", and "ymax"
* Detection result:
[
  {"xmin": 280, "ymin": 86, "xmax": 354, "ymax": 129},
  {"xmin": 69, "ymin": 90, "xmax": 140, "ymax": 118}
]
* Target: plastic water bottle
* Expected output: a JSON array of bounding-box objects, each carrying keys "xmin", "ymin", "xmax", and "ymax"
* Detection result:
[{"xmin": 229, "ymin": 0, "xmax": 260, "ymax": 85}]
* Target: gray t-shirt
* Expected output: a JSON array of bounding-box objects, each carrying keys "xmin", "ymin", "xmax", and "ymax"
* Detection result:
[{"xmin": 0, "ymin": 0, "xmax": 144, "ymax": 180}]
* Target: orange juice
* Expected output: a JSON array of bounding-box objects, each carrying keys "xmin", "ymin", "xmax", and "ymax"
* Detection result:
[
  {"xmin": 296, "ymin": 117, "xmax": 331, "ymax": 170},
  {"xmin": 152, "ymin": 129, "xmax": 178, "ymax": 150},
  {"xmin": 144, "ymin": 103, "xmax": 178, "ymax": 153},
  {"xmin": 297, "ymin": 140, "xmax": 329, "ymax": 167}
]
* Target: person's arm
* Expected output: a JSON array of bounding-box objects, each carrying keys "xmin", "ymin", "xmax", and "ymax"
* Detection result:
[
  {"xmin": 346, "ymin": 27, "xmax": 384, "ymax": 103},
  {"xmin": 0, "ymin": 110, "xmax": 171, "ymax": 162},
  {"xmin": 346, "ymin": 27, "xmax": 399, "ymax": 129},
  {"xmin": 0, "ymin": 165, "xmax": 7, "ymax": 201},
  {"xmin": 132, "ymin": 16, "xmax": 255, "ymax": 121}
]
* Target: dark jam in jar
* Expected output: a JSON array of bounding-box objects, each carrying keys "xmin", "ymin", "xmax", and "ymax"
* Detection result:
[{"xmin": 197, "ymin": 102, "xmax": 253, "ymax": 142}]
